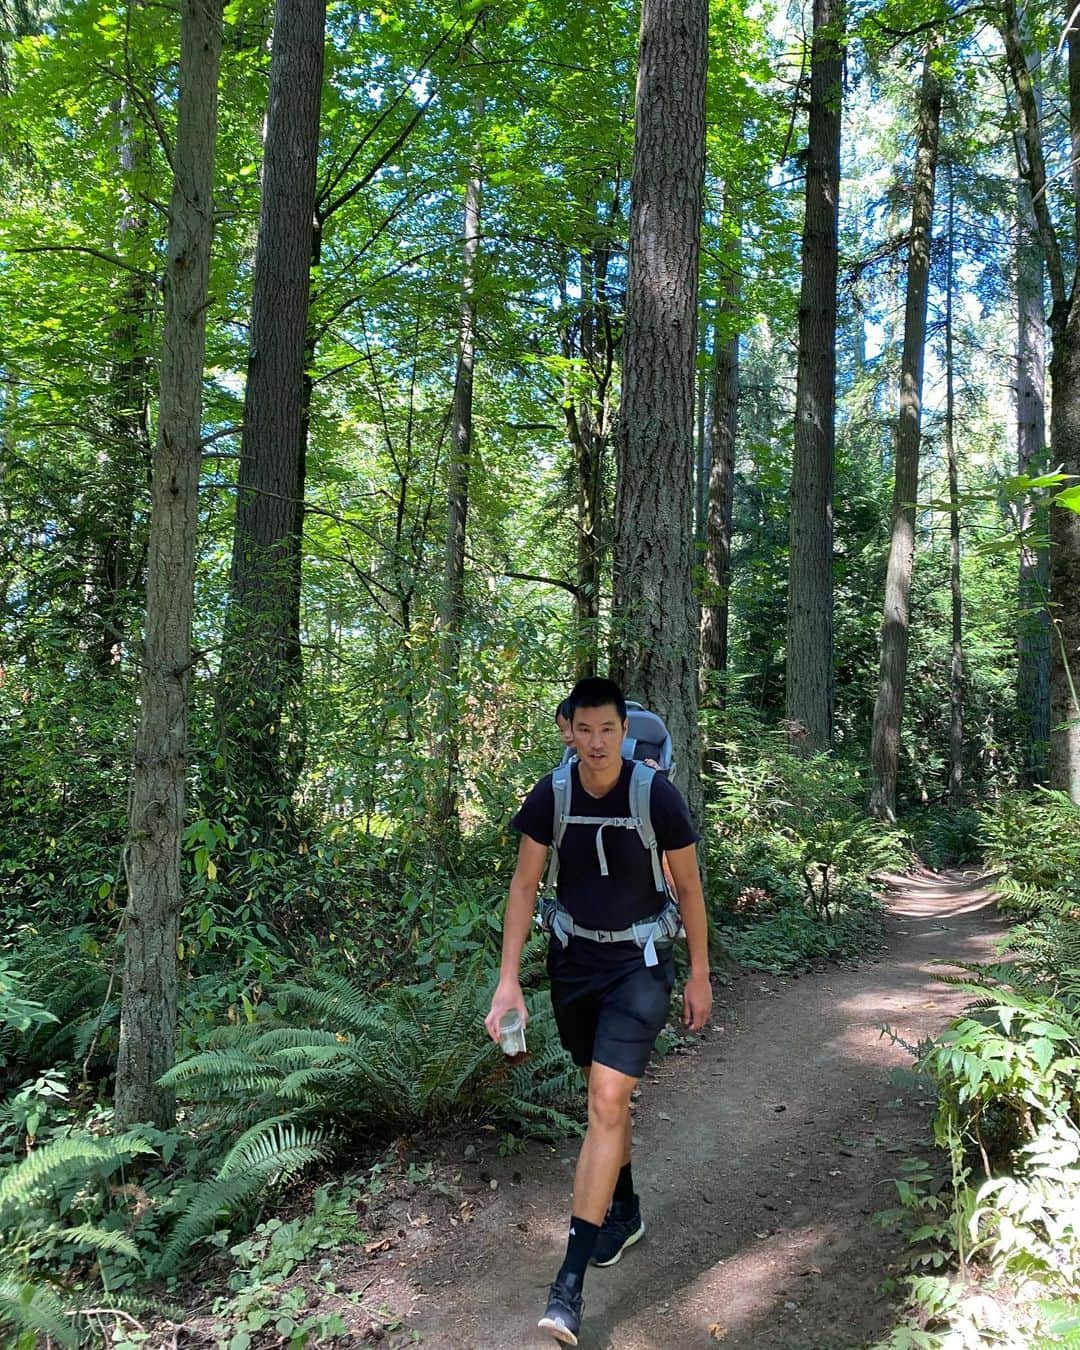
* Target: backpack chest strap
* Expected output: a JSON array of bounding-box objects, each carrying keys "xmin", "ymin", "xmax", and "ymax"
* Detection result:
[{"xmin": 560, "ymin": 813, "xmax": 642, "ymax": 877}]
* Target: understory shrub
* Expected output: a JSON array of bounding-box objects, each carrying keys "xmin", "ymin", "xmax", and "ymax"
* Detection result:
[
  {"xmin": 702, "ymin": 745, "xmax": 906, "ymax": 970},
  {"xmin": 163, "ymin": 940, "xmax": 580, "ymax": 1142},
  {"xmin": 876, "ymin": 791, "xmax": 1080, "ymax": 1347},
  {"xmin": 904, "ymin": 805, "xmax": 984, "ymax": 870}
]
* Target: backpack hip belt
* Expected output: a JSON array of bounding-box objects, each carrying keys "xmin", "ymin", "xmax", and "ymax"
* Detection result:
[{"xmin": 541, "ymin": 897, "xmax": 683, "ymax": 968}]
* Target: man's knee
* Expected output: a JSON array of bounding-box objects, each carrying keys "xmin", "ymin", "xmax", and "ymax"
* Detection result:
[{"xmin": 587, "ymin": 1071, "xmax": 634, "ymax": 1132}]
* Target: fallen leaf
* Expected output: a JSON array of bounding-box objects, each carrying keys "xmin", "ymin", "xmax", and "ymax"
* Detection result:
[
  {"xmin": 363, "ymin": 1237, "xmax": 395, "ymax": 1256},
  {"xmin": 709, "ymin": 1324, "xmax": 728, "ymax": 1341}
]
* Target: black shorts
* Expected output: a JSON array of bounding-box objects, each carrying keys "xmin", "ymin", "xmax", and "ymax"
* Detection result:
[{"xmin": 547, "ymin": 939, "xmax": 675, "ymax": 1079}]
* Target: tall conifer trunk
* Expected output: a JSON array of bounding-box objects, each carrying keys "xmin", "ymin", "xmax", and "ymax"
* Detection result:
[
  {"xmin": 94, "ymin": 100, "xmax": 151, "ymax": 673},
  {"xmin": 1015, "ymin": 105, "xmax": 1050, "ymax": 784},
  {"xmin": 610, "ymin": 0, "xmax": 708, "ymax": 822},
  {"xmin": 700, "ymin": 213, "xmax": 740, "ymax": 701},
  {"xmin": 217, "ymin": 0, "xmax": 326, "ymax": 835},
  {"xmin": 944, "ymin": 166, "xmax": 964, "ymax": 803},
  {"xmin": 115, "ymin": 0, "xmax": 222, "ymax": 1130},
  {"xmin": 868, "ymin": 51, "xmax": 941, "ymax": 820},
  {"xmin": 435, "ymin": 97, "xmax": 483, "ymax": 826},
  {"xmin": 1001, "ymin": 0, "xmax": 1080, "ymax": 802},
  {"xmin": 786, "ymin": 0, "xmax": 843, "ymax": 754}
]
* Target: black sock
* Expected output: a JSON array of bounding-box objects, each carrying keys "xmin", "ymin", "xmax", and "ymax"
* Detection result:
[
  {"xmin": 613, "ymin": 1161, "xmax": 634, "ymax": 1207},
  {"xmin": 556, "ymin": 1215, "xmax": 600, "ymax": 1285}
]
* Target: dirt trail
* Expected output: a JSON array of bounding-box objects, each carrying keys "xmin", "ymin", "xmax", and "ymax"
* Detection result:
[{"xmin": 390, "ymin": 871, "xmax": 1006, "ymax": 1349}]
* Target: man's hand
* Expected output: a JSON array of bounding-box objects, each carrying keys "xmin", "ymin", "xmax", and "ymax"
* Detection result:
[
  {"xmin": 485, "ymin": 979, "xmax": 528, "ymax": 1044},
  {"xmin": 682, "ymin": 970, "xmax": 712, "ymax": 1032}
]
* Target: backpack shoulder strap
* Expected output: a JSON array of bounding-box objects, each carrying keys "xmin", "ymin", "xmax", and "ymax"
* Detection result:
[
  {"xmin": 629, "ymin": 760, "xmax": 666, "ymax": 894},
  {"xmin": 543, "ymin": 760, "xmax": 574, "ymax": 893}
]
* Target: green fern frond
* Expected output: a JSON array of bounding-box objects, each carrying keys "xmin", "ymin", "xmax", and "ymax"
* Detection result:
[
  {"xmin": 0, "ymin": 1133, "xmax": 154, "ymax": 1218},
  {"xmin": 218, "ymin": 1120, "xmax": 328, "ymax": 1179},
  {"xmin": 159, "ymin": 1048, "xmax": 282, "ymax": 1092},
  {"xmin": 0, "ymin": 1275, "xmax": 79, "ymax": 1347},
  {"xmin": 157, "ymin": 1133, "xmax": 328, "ymax": 1274},
  {"xmin": 276, "ymin": 975, "xmax": 395, "ymax": 1037},
  {"xmin": 250, "ymin": 1027, "xmax": 345, "ymax": 1053},
  {"xmin": 58, "ymin": 1223, "xmax": 141, "ymax": 1259}
]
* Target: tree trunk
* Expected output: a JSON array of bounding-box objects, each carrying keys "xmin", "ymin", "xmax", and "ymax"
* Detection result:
[
  {"xmin": 1047, "ymin": 334, "xmax": 1080, "ymax": 800},
  {"xmin": 700, "ymin": 215, "xmax": 740, "ymax": 701},
  {"xmin": 610, "ymin": 0, "xmax": 708, "ymax": 823},
  {"xmin": 1000, "ymin": 0, "xmax": 1080, "ymax": 801},
  {"xmin": 435, "ymin": 100, "xmax": 483, "ymax": 827},
  {"xmin": 561, "ymin": 186, "xmax": 619, "ymax": 681},
  {"xmin": 1015, "ymin": 111, "xmax": 1050, "ymax": 785},
  {"xmin": 695, "ymin": 310, "xmax": 711, "ymax": 548},
  {"xmin": 114, "ymin": 0, "xmax": 222, "ymax": 1131},
  {"xmin": 785, "ymin": 0, "xmax": 843, "ymax": 755},
  {"xmin": 868, "ymin": 51, "xmax": 941, "ymax": 820},
  {"xmin": 944, "ymin": 165, "xmax": 964, "ymax": 805},
  {"xmin": 93, "ymin": 100, "xmax": 151, "ymax": 674},
  {"xmin": 217, "ymin": 0, "xmax": 326, "ymax": 835}
]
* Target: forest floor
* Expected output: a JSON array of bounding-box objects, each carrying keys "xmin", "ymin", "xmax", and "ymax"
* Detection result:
[{"xmin": 168, "ymin": 868, "xmax": 1006, "ymax": 1349}]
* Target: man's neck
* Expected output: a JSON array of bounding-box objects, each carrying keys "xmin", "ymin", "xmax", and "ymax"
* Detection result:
[{"xmin": 577, "ymin": 758, "xmax": 623, "ymax": 798}]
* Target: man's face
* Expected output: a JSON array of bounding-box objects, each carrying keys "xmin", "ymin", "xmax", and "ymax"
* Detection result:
[
  {"xmin": 556, "ymin": 713, "xmax": 575, "ymax": 747},
  {"xmin": 571, "ymin": 702, "xmax": 626, "ymax": 773}
]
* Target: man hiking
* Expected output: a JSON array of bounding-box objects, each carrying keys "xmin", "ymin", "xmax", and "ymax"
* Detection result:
[{"xmin": 485, "ymin": 676, "xmax": 712, "ymax": 1346}]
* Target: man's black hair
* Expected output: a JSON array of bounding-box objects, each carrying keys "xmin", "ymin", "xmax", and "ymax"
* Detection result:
[
  {"xmin": 554, "ymin": 697, "xmax": 575, "ymax": 723},
  {"xmin": 567, "ymin": 676, "xmax": 627, "ymax": 723}
]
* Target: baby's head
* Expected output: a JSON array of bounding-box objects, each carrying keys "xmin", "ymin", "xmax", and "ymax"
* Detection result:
[{"xmin": 554, "ymin": 697, "xmax": 575, "ymax": 747}]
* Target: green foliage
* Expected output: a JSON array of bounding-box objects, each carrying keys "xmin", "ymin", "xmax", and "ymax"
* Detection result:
[
  {"xmin": 0, "ymin": 1130, "xmax": 155, "ymax": 1348},
  {"xmin": 0, "ymin": 928, "xmax": 118, "ymax": 1091},
  {"xmin": 903, "ymin": 806, "xmax": 984, "ymax": 870},
  {"xmin": 979, "ymin": 791, "xmax": 1080, "ymax": 918},
  {"xmin": 701, "ymin": 738, "xmax": 906, "ymax": 971},
  {"xmin": 0, "ymin": 957, "xmax": 57, "ymax": 1056},
  {"xmin": 164, "ymin": 954, "xmax": 581, "ymax": 1141},
  {"xmin": 880, "ymin": 791, "xmax": 1080, "ymax": 1346},
  {"xmin": 207, "ymin": 1186, "xmax": 364, "ymax": 1347},
  {"xmin": 156, "ymin": 1119, "xmax": 331, "ymax": 1276}
]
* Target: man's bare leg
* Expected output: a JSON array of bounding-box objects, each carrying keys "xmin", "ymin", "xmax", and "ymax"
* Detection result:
[{"xmin": 571, "ymin": 1063, "xmax": 637, "ymax": 1224}]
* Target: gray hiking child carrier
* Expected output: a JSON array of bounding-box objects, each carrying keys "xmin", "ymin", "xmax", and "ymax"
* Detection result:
[{"xmin": 540, "ymin": 702, "xmax": 683, "ymax": 966}]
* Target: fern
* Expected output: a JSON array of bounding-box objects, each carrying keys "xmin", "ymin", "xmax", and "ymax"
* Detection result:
[
  {"xmin": 57, "ymin": 1223, "xmax": 140, "ymax": 1259},
  {"xmin": 0, "ymin": 1274, "xmax": 78, "ymax": 1348},
  {"xmin": 0, "ymin": 1132, "xmax": 154, "ymax": 1218},
  {"xmin": 168, "ymin": 965, "xmax": 579, "ymax": 1141},
  {"xmin": 156, "ymin": 1123, "xmax": 329, "ymax": 1274}
]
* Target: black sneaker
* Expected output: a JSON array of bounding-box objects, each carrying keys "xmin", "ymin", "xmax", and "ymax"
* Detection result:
[
  {"xmin": 537, "ymin": 1277, "xmax": 583, "ymax": 1345},
  {"xmin": 590, "ymin": 1197, "xmax": 645, "ymax": 1267}
]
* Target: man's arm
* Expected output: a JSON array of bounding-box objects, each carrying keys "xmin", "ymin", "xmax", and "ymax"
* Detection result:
[
  {"xmin": 665, "ymin": 843, "xmax": 713, "ymax": 1032},
  {"xmin": 483, "ymin": 834, "xmax": 549, "ymax": 1042}
]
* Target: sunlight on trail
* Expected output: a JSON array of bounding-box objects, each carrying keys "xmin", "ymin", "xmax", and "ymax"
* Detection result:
[{"xmin": 604, "ymin": 1224, "xmax": 834, "ymax": 1346}]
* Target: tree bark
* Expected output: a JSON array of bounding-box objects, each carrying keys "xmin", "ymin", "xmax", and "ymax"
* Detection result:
[
  {"xmin": 785, "ymin": 0, "xmax": 843, "ymax": 755},
  {"xmin": 115, "ymin": 0, "xmax": 222, "ymax": 1131},
  {"xmin": 700, "ymin": 213, "xmax": 740, "ymax": 700},
  {"xmin": 217, "ymin": 0, "xmax": 326, "ymax": 834},
  {"xmin": 561, "ymin": 184, "xmax": 620, "ymax": 681},
  {"xmin": 1000, "ymin": 0, "xmax": 1080, "ymax": 801},
  {"xmin": 868, "ymin": 50, "xmax": 941, "ymax": 820},
  {"xmin": 610, "ymin": 0, "xmax": 708, "ymax": 823},
  {"xmin": 944, "ymin": 165, "xmax": 964, "ymax": 805},
  {"xmin": 1014, "ymin": 91, "xmax": 1050, "ymax": 785},
  {"xmin": 93, "ymin": 99, "xmax": 151, "ymax": 674},
  {"xmin": 435, "ymin": 97, "xmax": 483, "ymax": 827}
]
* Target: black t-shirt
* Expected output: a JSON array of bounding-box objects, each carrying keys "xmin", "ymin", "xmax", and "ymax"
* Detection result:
[{"xmin": 511, "ymin": 759, "xmax": 699, "ymax": 932}]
